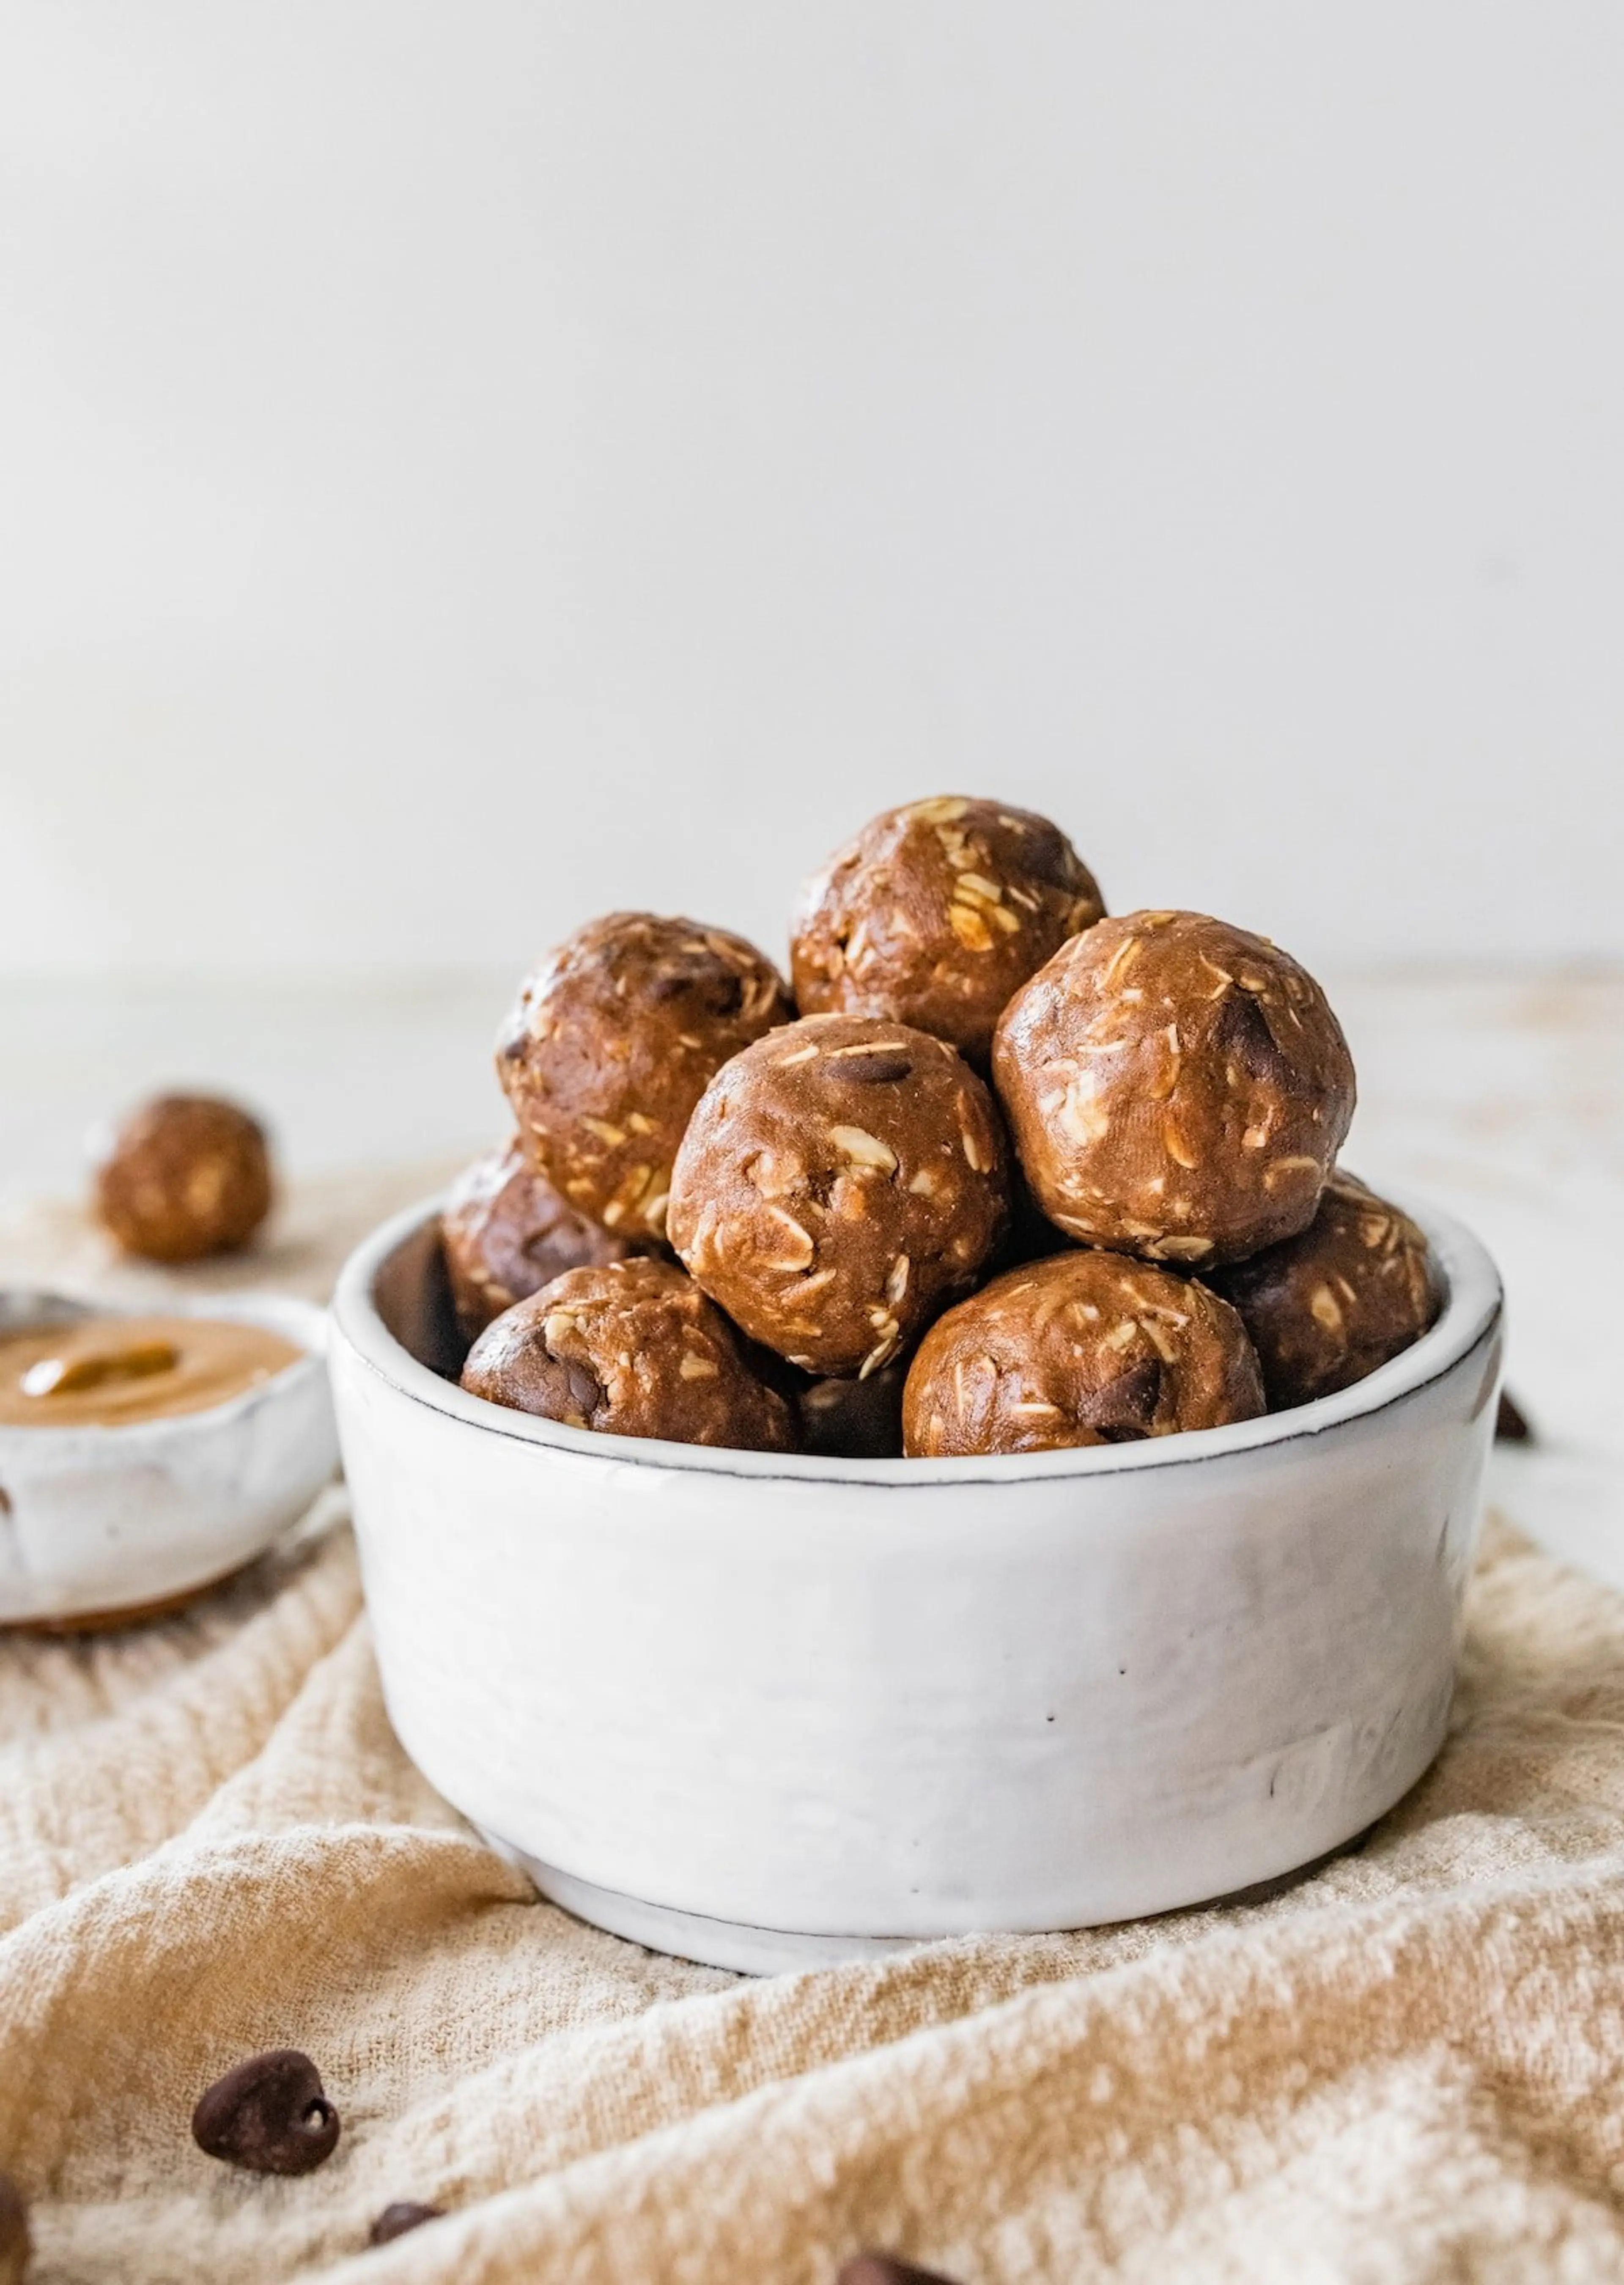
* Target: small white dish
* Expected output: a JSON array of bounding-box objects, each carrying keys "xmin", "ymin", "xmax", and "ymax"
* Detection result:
[
  {"xmin": 0, "ymin": 1289, "xmax": 337, "ymax": 1628},
  {"xmin": 331, "ymin": 1196, "xmax": 1502, "ymax": 1974}
]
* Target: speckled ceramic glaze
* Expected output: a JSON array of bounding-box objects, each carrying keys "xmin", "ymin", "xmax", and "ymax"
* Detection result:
[
  {"xmin": 0, "ymin": 1290, "xmax": 337, "ymax": 1626},
  {"xmin": 331, "ymin": 1196, "xmax": 1502, "ymax": 1974}
]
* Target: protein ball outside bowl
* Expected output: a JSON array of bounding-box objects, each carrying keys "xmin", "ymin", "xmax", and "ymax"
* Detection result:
[
  {"xmin": 791, "ymin": 796, "xmax": 1105, "ymax": 1065},
  {"xmin": 94, "ymin": 1093, "xmax": 274, "ymax": 1263},
  {"xmin": 1206, "ymin": 1170, "xmax": 1442, "ymax": 1410},
  {"xmin": 903, "ymin": 1250, "xmax": 1265, "ymax": 1457},
  {"xmin": 460, "ymin": 1257, "xmax": 796, "ymax": 1452},
  {"xmin": 668, "ymin": 1013, "xmax": 1010, "ymax": 1378},
  {"xmin": 440, "ymin": 1138, "xmax": 653, "ymax": 1342},
  {"xmin": 993, "ymin": 911, "xmax": 1355, "ymax": 1268},
  {"xmin": 496, "ymin": 913, "xmax": 793, "ymax": 1241}
]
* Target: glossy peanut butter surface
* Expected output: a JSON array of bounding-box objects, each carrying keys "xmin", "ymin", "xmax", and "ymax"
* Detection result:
[{"xmin": 0, "ymin": 1314, "xmax": 304, "ymax": 1428}]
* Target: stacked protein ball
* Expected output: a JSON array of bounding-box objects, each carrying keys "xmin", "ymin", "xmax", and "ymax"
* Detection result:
[{"xmin": 447, "ymin": 796, "xmax": 1441, "ymax": 1458}]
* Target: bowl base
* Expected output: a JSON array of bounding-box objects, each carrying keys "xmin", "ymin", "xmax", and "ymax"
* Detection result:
[
  {"xmin": 475, "ymin": 1828, "xmax": 1375, "ymax": 1977},
  {"xmin": 475, "ymin": 1831, "xmax": 932, "ymax": 1975},
  {"xmin": 1, "ymin": 1555, "xmax": 256, "ymax": 1635}
]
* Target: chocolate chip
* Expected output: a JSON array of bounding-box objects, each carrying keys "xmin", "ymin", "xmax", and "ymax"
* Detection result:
[
  {"xmin": 1082, "ymin": 1357, "xmax": 1162, "ymax": 1441},
  {"xmin": 191, "ymin": 2050, "xmax": 340, "ymax": 2175},
  {"xmin": 1495, "ymin": 1389, "xmax": 1533, "ymax": 1443},
  {"xmin": 701, "ymin": 972, "xmax": 746, "ymax": 1017},
  {"xmin": 1213, "ymin": 988, "xmax": 1291, "ymax": 1085},
  {"xmin": 650, "ymin": 961, "xmax": 742, "ymax": 1016},
  {"xmin": 563, "ymin": 1358, "xmax": 604, "ymax": 1416},
  {"xmin": 0, "ymin": 2171, "xmax": 30, "ymax": 2285},
  {"xmin": 369, "ymin": 2203, "xmax": 445, "ymax": 2246},
  {"xmin": 844, "ymin": 1053, "xmax": 914, "ymax": 1085},
  {"xmin": 837, "ymin": 2256, "xmax": 965, "ymax": 2285}
]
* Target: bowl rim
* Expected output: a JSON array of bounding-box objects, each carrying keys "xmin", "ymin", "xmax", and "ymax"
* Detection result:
[
  {"xmin": 0, "ymin": 1289, "xmax": 331, "ymax": 1450},
  {"xmin": 330, "ymin": 1188, "xmax": 1503, "ymax": 1488}
]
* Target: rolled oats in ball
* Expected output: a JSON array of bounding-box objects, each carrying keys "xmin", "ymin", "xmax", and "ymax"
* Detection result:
[
  {"xmin": 461, "ymin": 1257, "xmax": 796, "ymax": 1452},
  {"xmin": 669, "ymin": 1013, "xmax": 1010, "ymax": 1378},
  {"xmin": 903, "ymin": 1250, "xmax": 1265, "ymax": 1457},
  {"xmin": 1207, "ymin": 1169, "xmax": 1441, "ymax": 1410},
  {"xmin": 440, "ymin": 1138, "xmax": 653, "ymax": 1342},
  {"xmin": 497, "ymin": 913, "xmax": 792, "ymax": 1241},
  {"xmin": 791, "ymin": 797, "xmax": 1104, "ymax": 1064},
  {"xmin": 95, "ymin": 1093, "xmax": 274, "ymax": 1263},
  {"xmin": 993, "ymin": 911, "xmax": 1355, "ymax": 1268}
]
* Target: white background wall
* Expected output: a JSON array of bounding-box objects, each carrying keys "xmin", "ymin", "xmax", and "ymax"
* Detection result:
[{"xmin": 2, "ymin": 2, "xmax": 1621, "ymax": 985}]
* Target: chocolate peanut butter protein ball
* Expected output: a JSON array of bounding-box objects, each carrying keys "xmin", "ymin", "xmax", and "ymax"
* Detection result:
[
  {"xmin": 1207, "ymin": 1170, "xmax": 1442, "ymax": 1409},
  {"xmin": 791, "ymin": 797, "xmax": 1104, "ymax": 1065},
  {"xmin": 461, "ymin": 1258, "xmax": 795, "ymax": 1451},
  {"xmin": 440, "ymin": 1139, "xmax": 652, "ymax": 1342},
  {"xmin": 903, "ymin": 1250, "xmax": 1265, "ymax": 1457},
  {"xmin": 669, "ymin": 1014, "xmax": 1010, "ymax": 1378},
  {"xmin": 497, "ymin": 913, "xmax": 793, "ymax": 1241},
  {"xmin": 95, "ymin": 1093, "xmax": 274, "ymax": 1263},
  {"xmin": 993, "ymin": 911, "xmax": 1355, "ymax": 1268}
]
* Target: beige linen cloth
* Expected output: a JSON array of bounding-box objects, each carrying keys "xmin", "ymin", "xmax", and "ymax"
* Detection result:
[{"xmin": 4, "ymin": 1166, "xmax": 1624, "ymax": 2284}]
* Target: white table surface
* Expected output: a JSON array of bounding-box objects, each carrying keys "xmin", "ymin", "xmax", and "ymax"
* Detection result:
[{"xmin": 2, "ymin": 966, "xmax": 1619, "ymax": 1584}]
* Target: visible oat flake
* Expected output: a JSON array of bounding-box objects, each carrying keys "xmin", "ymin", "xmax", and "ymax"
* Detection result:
[
  {"xmin": 829, "ymin": 1126, "xmax": 897, "ymax": 1173},
  {"xmin": 949, "ymin": 904, "xmax": 994, "ymax": 953}
]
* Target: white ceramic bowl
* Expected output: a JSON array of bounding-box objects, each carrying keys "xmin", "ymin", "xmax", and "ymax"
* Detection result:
[
  {"xmin": 0, "ymin": 1290, "xmax": 338, "ymax": 1627},
  {"xmin": 331, "ymin": 1195, "xmax": 1502, "ymax": 1974}
]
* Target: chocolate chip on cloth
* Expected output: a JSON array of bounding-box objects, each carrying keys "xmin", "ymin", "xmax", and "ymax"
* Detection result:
[
  {"xmin": 837, "ymin": 2255, "xmax": 967, "ymax": 2285},
  {"xmin": 792, "ymin": 796, "xmax": 1105, "ymax": 1065},
  {"xmin": 1207, "ymin": 1169, "xmax": 1442, "ymax": 1410},
  {"xmin": 94, "ymin": 1093, "xmax": 274, "ymax": 1263},
  {"xmin": 369, "ymin": 2203, "xmax": 445, "ymax": 2246},
  {"xmin": 669, "ymin": 1014, "xmax": 1010, "ymax": 1378},
  {"xmin": 0, "ymin": 2172, "xmax": 30, "ymax": 2285},
  {"xmin": 497, "ymin": 912, "xmax": 793, "ymax": 1240},
  {"xmin": 1497, "ymin": 1388, "xmax": 1534, "ymax": 1442},
  {"xmin": 461, "ymin": 1257, "xmax": 796, "ymax": 1451},
  {"xmin": 903, "ymin": 1250, "xmax": 1265, "ymax": 1456},
  {"xmin": 993, "ymin": 910, "xmax": 1355, "ymax": 1267},
  {"xmin": 440, "ymin": 1137, "xmax": 655, "ymax": 1342},
  {"xmin": 190, "ymin": 2049, "xmax": 340, "ymax": 2175}
]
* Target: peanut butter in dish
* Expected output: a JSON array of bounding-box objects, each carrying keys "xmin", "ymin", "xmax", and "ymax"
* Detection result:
[{"xmin": 0, "ymin": 1315, "xmax": 305, "ymax": 1429}]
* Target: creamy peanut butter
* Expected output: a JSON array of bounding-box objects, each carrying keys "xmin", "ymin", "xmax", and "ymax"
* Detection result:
[{"xmin": 0, "ymin": 1314, "xmax": 304, "ymax": 1428}]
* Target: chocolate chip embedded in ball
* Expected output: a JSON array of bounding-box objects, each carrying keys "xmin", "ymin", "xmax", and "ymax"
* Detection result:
[
  {"xmin": 903, "ymin": 1250, "xmax": 1265, "ymax": 1456},
  {"xmin": 94, "ymin": 1094, "xmax": 274, "ymax": 1263},
  {"xmin": 191, "ymin": 2049, "xmax": 340, "ymax": 2176},
  {"xmin": 993, "ymin": 911, "xmax": 1355, "ymax": 1269},
  {"xmin": 440, "ymin": 1138, "xmax": 656, "ymax": 1342},
  {"xmin": 792, "ymin": 797, "xmax": 1105, "ymax": 1064},
  {"xmin": 1205, "ymin": 1170, "xmax": 1441, "ymax": 1410},
  {"xmin": 461, "ymin": 1258, "xmax": 796, "ymax": 1452},
  {"xmin": 496, "ymin": 914, "xmax": 793, "ymax": 1241},
  {"xmin": 669, "ymin": 1015, "xmax": 1010, "ymax": 1378}
]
